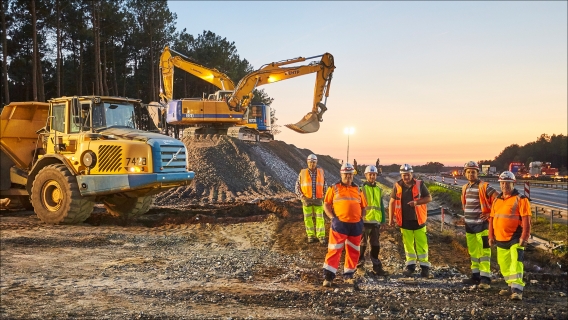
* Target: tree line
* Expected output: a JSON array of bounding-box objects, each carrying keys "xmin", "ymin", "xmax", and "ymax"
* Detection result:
[
  {"xmin": 479, "ymin": 133, "xmax": 567, "ymax": 174},
  {"xmin": 375, "ymin": 134, "xmax": 566, "ymax": 175},
  {"xmin": 1, "ymin": 0, "xmax": 275, "ymax": 127}
]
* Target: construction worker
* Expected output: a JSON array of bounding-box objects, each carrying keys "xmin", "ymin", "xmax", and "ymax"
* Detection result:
[
  {"xmin": 357, "ymin": 165, "xmax": 388, "ymax": 276},
  {"xmin": 295, "ymin": 154, "xmax": 327, "ymax": 244},
  {"xmin": 461, "ymin": 161, "xmax": 498, "ymax": 289},
  {"xmin": 322, "ymin": 163, "xmax": 366, "ymax": 287},
  {"xmin": 388, "ymin": 164, "xmax": 433, "ymax": 278},
  {"xmin": 489, "ymin": 171, "xmax": 531, "ymax": 301}
]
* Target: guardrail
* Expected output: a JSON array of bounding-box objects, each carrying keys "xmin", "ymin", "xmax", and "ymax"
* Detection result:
[{"xmin": 423, "ymin": 175, "xmax": 568, "ymax": 190}]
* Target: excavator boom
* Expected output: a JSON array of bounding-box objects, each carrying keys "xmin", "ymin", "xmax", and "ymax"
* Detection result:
[
  {"xmin": 227, "ymin": 53, "xmax": 335, "ymax": 133},
  {"xmin": 159, "ymin": 46, "xmax": 235, "ymax": 103}
]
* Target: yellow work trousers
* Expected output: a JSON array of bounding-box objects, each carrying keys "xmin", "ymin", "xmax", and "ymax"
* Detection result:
[
  {"xmin": 303, "ymin": 205, "xmax": 325, "ymax": 239},
  {"xmin": 497, "ymin": 243, "xmax": 525, "ymax": 292},
  {"xmin": 466, "ymin": 230, "xmax": 491, "ymax": 278}
]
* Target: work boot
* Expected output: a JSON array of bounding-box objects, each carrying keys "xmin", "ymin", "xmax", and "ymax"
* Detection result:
[
  {"xmin": 478, "ymin": 276, "xmax": 491, "ymax": 290},
  {"xmin": 318, "ymin": 238, "xmax": 327, "ymax": 245},
  {"xmin": 373, "ymin": 266, "xmax": 389, "ymax": 277},
  {"xmin": 402, "ymin": 266, "xmax": 415, "ymax": 277},
  {"xmin": 322, "ymin": 280, "xmax": 332, "ymax": 287},
  {"xmin": 511, "ymin": 289, "xmax": 523, "ymax": 300},
  {"xmin": 499, "ymin": 288, "xmax": 511, "ymax": 296},
  {"xmin": 462, "ymin": 273, "xmax": 481, "ymax": 285},
  {"xmin": 307, "ymin": 237, "xmax": 317, "ymax": 243},
  {"xmin": 420, "ymin": 266, "xmax": 433, "ymax": 279}
]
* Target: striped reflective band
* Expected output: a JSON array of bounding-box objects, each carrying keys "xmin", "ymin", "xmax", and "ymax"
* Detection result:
[
  {"xmin": 331, "ymin": 185, "xmax": 361, "ymax": 203},
  {"xmin": 328, "ymin": 243, "xmax": 344, "ymax": 250},
  {"xmin": 345, "ymin": 239, "xmax": 360, "ymax": 251}
]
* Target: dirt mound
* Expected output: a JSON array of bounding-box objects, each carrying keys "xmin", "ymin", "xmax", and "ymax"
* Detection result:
[{"xmin": 155, "ymin": 136, "xmax": 360, "ymax": 206}]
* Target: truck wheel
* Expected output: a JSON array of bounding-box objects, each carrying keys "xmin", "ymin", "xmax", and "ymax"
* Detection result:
[
  {"xmin": 31, "ymin": 164, "xmax": 95, "ymax": 224},
  {"xmin": 102, "ymin": 194, "xmax": 154, "ymax": 219},
  {"xmin": 19, "ymin": 195, "xmax": 34, "ymax": 211}
]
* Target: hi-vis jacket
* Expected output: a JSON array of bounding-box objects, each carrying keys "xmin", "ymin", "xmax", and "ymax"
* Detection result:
[
  {"xmin": 461, "ymin": 180, "xmax": 493, "ymax": 213},
  {"xmin": 360, "ymin": 182, "xmax": 385, "ymax": 224},
  {"xmin": 299, "ymin": 168, "xmax": 325, "ymax": 199},
  {"xmin": 324, "ymin": 182, "xmax": 367, "ymax": 223},
  {"xmin": 393, "ymin": 180, "xmax": 427, "ymax": 226},
  {"xmin": 490, "ymin": 189, "xmax": 531, "ymax": 242}
]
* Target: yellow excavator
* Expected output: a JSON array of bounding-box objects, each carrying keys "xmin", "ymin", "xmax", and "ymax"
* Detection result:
[{"xmin": 157, "ymin": 46, "xmax": 335, "ymax": 141}]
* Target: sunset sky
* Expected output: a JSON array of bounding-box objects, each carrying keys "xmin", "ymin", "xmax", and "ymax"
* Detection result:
[{"xmin": 167, "ymin": 1, "xmax": 567, "ymax": 166}]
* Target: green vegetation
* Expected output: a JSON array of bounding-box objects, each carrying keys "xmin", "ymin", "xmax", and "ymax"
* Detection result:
[
  {"xmin": 424, "ymin": 182, "xmax": 463, "ymax": 213},
  {"xmin": 531, "ymin": 216, "xmax": 568, "ymax": 244},
  {"xmin": 480, "ymin": 133, "xmax": 567, "ymax": 175}
]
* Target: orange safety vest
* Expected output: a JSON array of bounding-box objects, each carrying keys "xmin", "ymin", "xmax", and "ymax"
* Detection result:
[
  {"xmin": 330, "ymin": 183, "xmax": 365, "ymax": 223},
  {"xmin": 461, "ymin": 181, "xmax": 493, "ymax": 213},
  {"xmin": 491, "ymin": 194, "xmax": 530, "ymax": 242},
  {"xmin": 393, "ymin": 180, "xmax": 427, "ymax": 226},
  {"xmin": 300, "ymin": 168, "xmax": 325, "ymax": 199}
]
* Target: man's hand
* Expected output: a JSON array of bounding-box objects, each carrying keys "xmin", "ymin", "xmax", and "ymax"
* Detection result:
[
  {"xmin": 488, "ymin": 237, "xmax": 495, "ymax": 247},
  {"xmin": 301, "ymin": 196, "xmax": 308, "ymax": 206},
  {"xmin": 519, "ymin": 238, "xmax": 527, "ymax": 247},
  {"xmin": 408, "ymin": 200, "xmax": 417, "ymax": 207},
  {"xmin": 480, "ymin": 213, "xmax": 490, "ymax": 221}
]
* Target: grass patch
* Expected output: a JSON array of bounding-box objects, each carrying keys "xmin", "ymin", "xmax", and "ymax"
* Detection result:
[
  {"xmin": 424, "ymin": 182, "xmax": 463, "ymax": 213},
  {"xmin": 531, "ymin": 216, "xmax": 568, "ymax": 244}
]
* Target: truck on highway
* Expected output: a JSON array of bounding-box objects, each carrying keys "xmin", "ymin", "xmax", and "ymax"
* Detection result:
[
  {"xmin": 0, "ymin": 96, "xmax": 195, "ymax": 224},
  {"xmin": 529, "ymin": 161, "xmax": 559, "ymax": 177},
  {"xmin": 508, "ymin": 162, "xmax": 528, "ymax": 178}
]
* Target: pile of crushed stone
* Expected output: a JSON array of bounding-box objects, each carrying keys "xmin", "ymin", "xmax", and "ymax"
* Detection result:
[{"xmin": 154, "ymin": 135, "xmax": 362, "ymax": 206}]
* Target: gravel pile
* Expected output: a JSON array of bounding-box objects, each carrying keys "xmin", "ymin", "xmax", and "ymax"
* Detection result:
[{"xmin": 154, "ymin": 136, "xmax": 354, "ymax": 206}]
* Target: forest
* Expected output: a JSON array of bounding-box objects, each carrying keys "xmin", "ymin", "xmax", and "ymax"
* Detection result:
[
  {"xmin": 379, "ymin": 134, "xmax": 567, "ymax": 175},
  {"xmin": 1, "ymin": 0, "xmax": 273, "ymax": 109}
]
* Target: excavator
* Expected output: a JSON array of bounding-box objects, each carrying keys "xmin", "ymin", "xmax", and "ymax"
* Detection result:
[{"xmin": 156, "ymin": 46, "xmax": 335, "ymax": 142}]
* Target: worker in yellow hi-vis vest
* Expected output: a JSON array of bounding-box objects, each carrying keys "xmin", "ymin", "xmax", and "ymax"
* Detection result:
[{"xmin": 295, "ymin": 154, "xmax": 327, "ymax": 244}]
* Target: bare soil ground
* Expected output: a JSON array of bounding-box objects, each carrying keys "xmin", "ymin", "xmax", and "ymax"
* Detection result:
[
  {"xmin": 1, "ymin": 199, "xmax": 567, "ymax": 320},
  {"xmin": 1, "ymin": 137, "xmax": 567, "ymax": 319}
]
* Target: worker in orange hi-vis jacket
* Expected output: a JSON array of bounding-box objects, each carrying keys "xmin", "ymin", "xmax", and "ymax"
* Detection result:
[
  {"xmin": 489, "ymin": 171, "xmax": 531, "ymax": 301},
  {"xmin": 322, "ymin": 163, "xmax": 366, "ymax": 288}
]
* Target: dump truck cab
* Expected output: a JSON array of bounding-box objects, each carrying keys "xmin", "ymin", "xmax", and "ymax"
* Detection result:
[{"xmin": 0, "ymin": 96, "xmax": 194, "ymax": 224}]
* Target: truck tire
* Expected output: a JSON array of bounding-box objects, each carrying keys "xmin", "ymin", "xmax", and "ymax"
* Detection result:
[
  {"xmin": 102, "ymin": 194, "xmax": 154, "ymax": 219},
  {"xmin": 31, "ymin": 164, "xmax": 95, "ymax": 224}
]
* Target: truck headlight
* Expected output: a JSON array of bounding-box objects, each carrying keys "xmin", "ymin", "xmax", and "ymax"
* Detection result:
[{"xmin": 81, "ymin": 150, "xmax": 97, "ymax": 168}]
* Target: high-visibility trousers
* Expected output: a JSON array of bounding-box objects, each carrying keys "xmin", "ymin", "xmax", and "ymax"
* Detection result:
[
  {"xmin": 401, "ymin": 226, "xmax": 430, "ymax": 268},
  {"xmin": 497, "ymin": 243, "xmax": 525, "ymax": 292},
  {"xmin": 323, "ymin": 229, "xmax": 362, "ymax": 277},
  {"xmin": 303, "ymin": 205, "xmax": 325, "ymax": 239},
  {"xmin": 466, "ymin": 230, "xmax": 491, "ymax": 277}
]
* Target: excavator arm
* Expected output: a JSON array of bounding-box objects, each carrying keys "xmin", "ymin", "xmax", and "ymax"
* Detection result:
[
  {"xmin": 227, "ymin": 53, "xmax": 335, "ymax": 133},
  {"xmin": 159, "ymin": 46, "xmax": 235, "ymax": 103}
]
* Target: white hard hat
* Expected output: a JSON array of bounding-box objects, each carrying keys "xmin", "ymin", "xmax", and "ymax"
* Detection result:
[
  {"xmin": 400, "ymin": 164, "xmax": 413, "ymax": 173},
  {"xmin": 498, "ymin": 171, "xmax": 516, "ymax": 182},
  {"xmin": 340, "ymin": 163, "xmax": 355, "ymax": 174},
  {"xmin": 307, "ymin": 154, "xmax": 318, "ymax": 161},
  {"xmin": 464, "ymin": 161, "xmax": 479, "ymax": 171},
  {"xmin": 365, "ymin": 165, "xmax": 379, "ymax": 174}
]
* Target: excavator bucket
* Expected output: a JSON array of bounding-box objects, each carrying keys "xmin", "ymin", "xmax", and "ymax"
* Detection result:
[
  {"xmin": 284, "ymin": 103, "xmax": 327, "ymax": 134},
  {"xmin": 285, "ymin": 112, "xmax": 320, "ymax": 133}
]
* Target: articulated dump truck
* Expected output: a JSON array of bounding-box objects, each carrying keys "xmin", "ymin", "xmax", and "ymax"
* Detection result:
[{"xmin": 0, "ymin": 96, "xmax": 195, "ymax": 224}]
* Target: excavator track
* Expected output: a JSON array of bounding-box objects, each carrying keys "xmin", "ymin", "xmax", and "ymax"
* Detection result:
[{"xmin": 227, "ymin": 126, "xmax": 260, "ymax": 142}]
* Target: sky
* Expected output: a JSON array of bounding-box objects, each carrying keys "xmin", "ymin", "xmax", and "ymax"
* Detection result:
[{"xmin": 167, "ymin": 1, "xmax": 567, "ymax": 166}]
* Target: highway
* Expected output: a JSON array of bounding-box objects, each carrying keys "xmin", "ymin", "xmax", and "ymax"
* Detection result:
[{"xmin": 426, "ymin": 175, "xmax": 568, "ymax": 211}]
